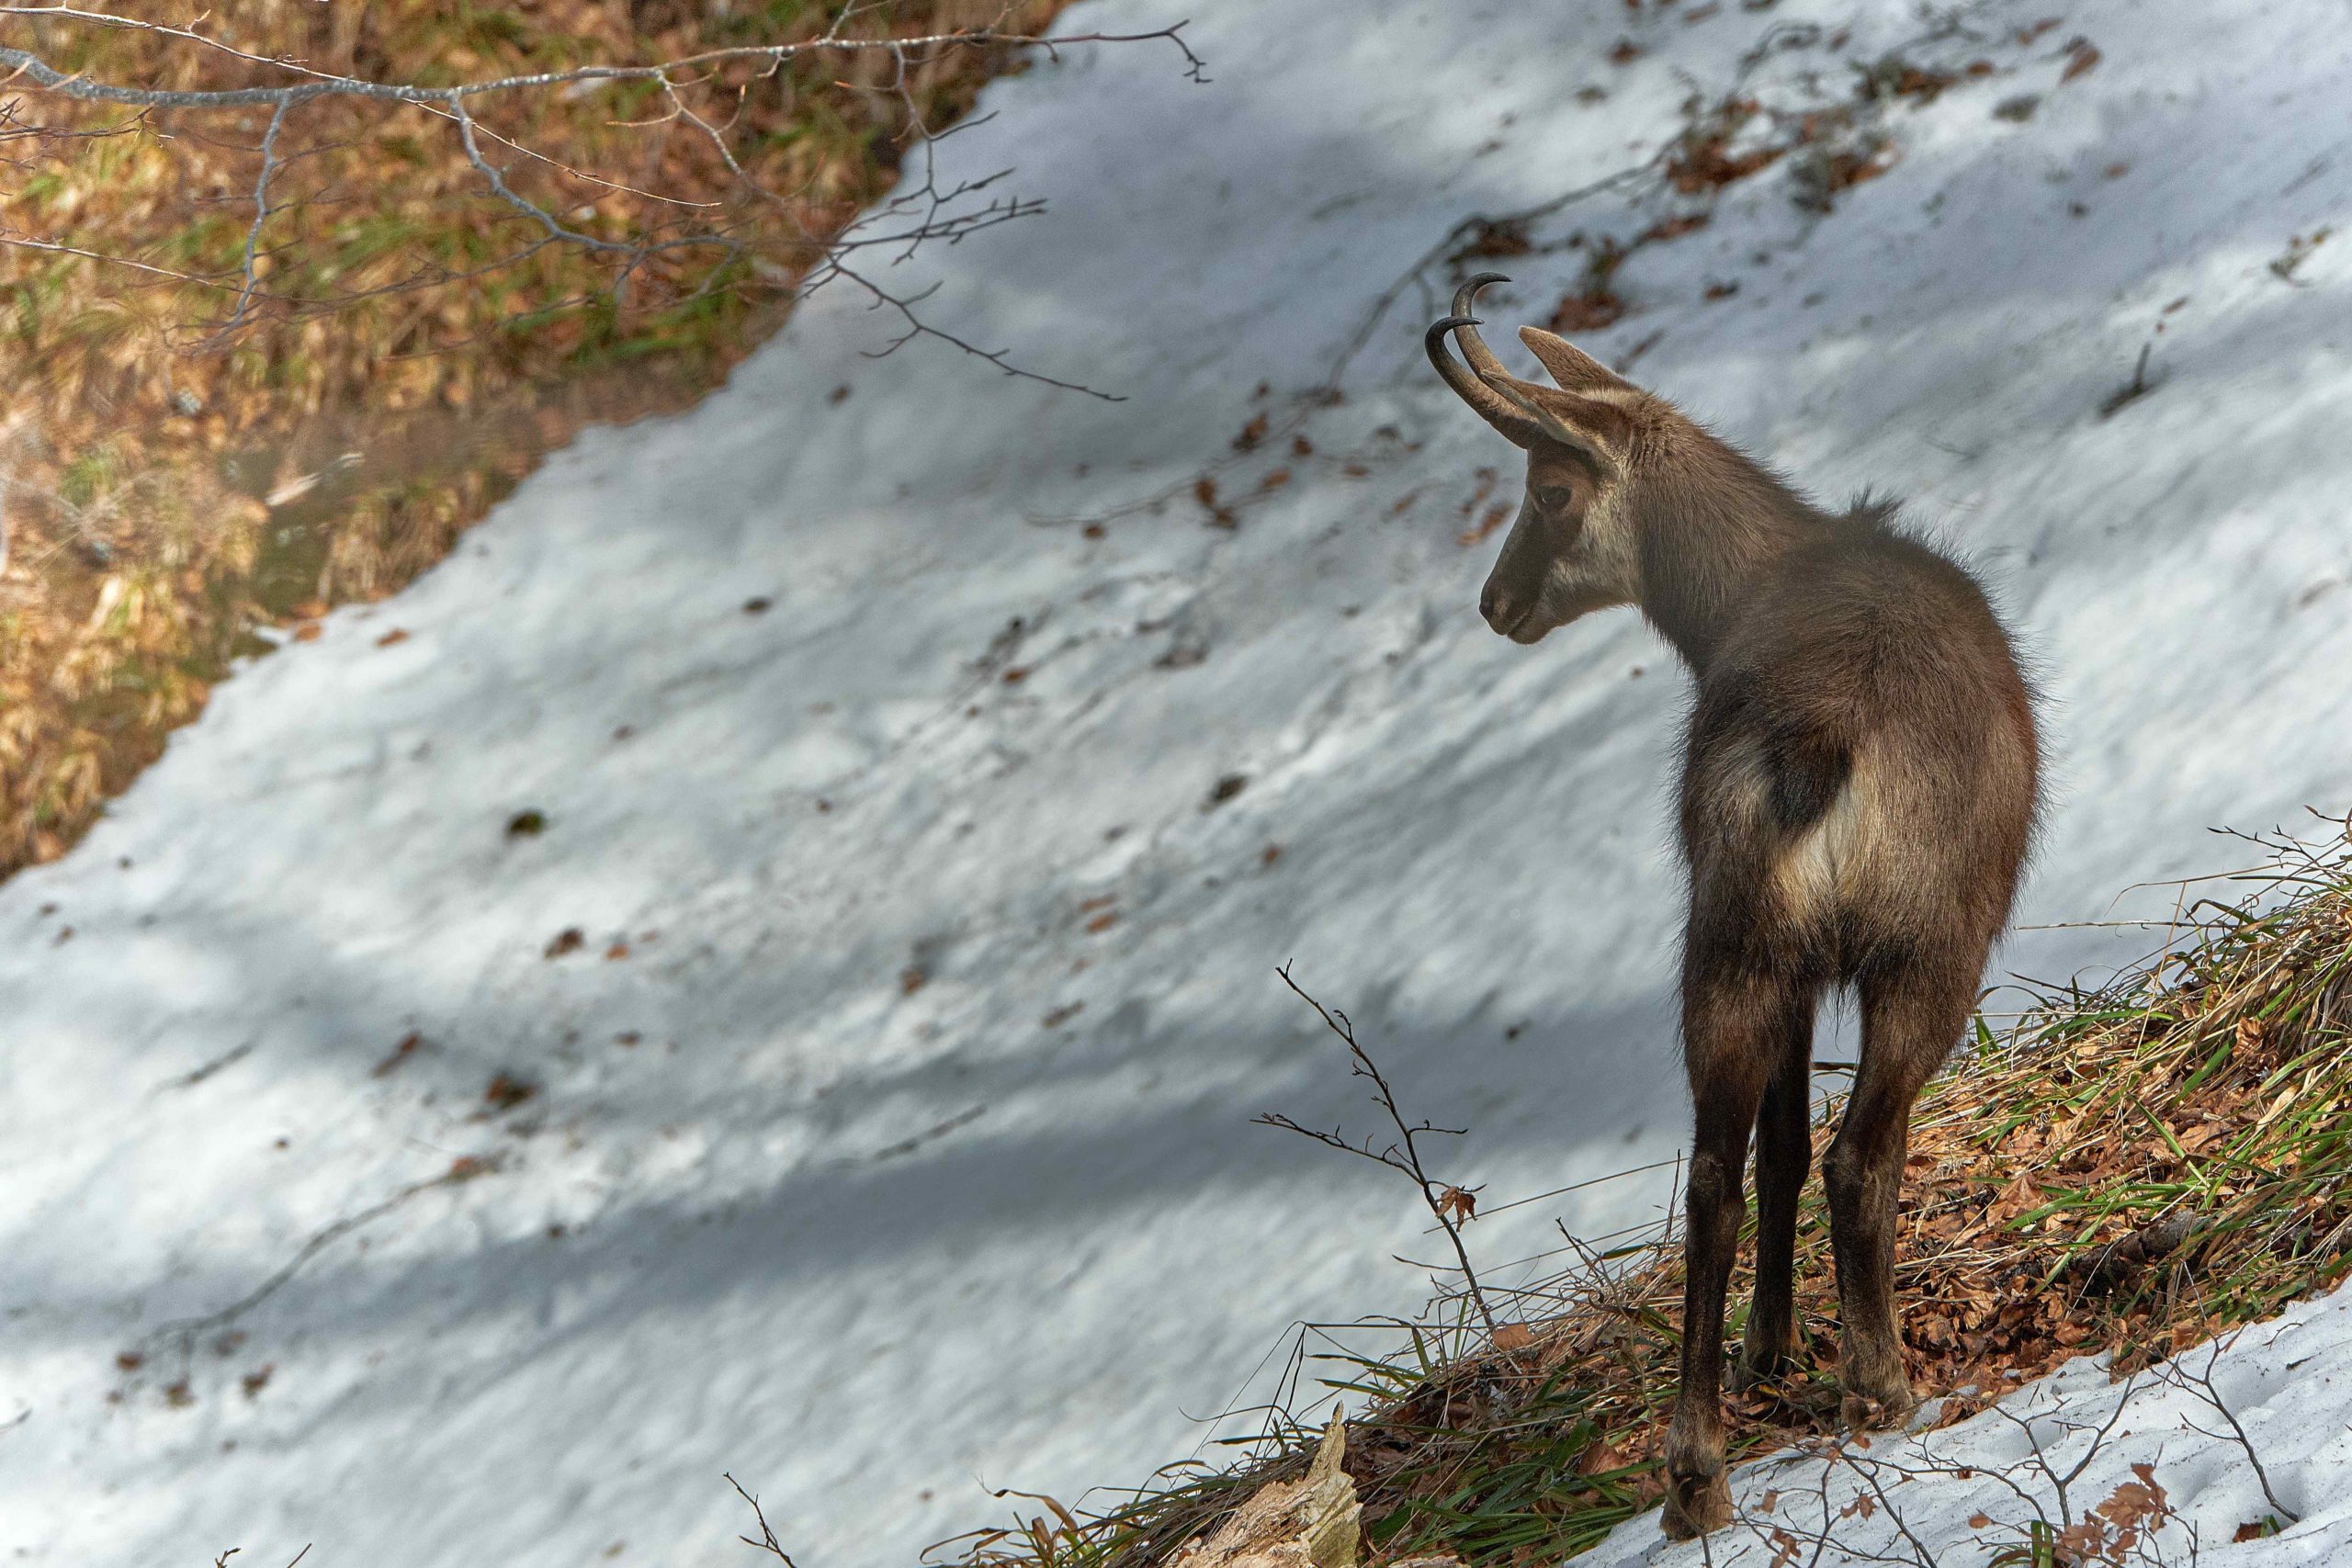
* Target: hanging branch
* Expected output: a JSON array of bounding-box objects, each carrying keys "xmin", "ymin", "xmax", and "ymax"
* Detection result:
[{"xmin": 0, "ymin": 7, "xmax": 1206, "ymax": 394}]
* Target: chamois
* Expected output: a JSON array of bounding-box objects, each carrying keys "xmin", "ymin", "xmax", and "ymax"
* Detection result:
[{"xmin": 1427, "ymin": 275, "xmax": 2038, "ymax": 1539}]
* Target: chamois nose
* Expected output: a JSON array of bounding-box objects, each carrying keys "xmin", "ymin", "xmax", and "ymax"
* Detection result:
[{"xmin": 1479, "ymin": 583, "xmax": 1512, "ymax": 630}]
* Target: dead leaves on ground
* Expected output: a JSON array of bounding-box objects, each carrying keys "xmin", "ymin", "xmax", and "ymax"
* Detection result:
[{"xmin": 0, "ymin": 0, "xmax": 1067, "ymax": 886}]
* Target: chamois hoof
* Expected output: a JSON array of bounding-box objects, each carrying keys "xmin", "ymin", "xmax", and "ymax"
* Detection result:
[
  {"xmin": 1839, "ymin": 1382, "xmax": 1918, "ymax": 1433},
  {"xmin": 1661, "ymin": 1460, "xmax": 1733, "ymax": 1540}
]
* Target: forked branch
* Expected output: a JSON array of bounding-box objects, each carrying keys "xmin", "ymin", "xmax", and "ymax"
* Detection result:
[
  {"xmin": 1259, "ymin": 963, "xmax": 1500, "ymax": 1339},
  {"xmin": 727, "ymin": 1472, "xmax": 803, "ymax": 1565}
]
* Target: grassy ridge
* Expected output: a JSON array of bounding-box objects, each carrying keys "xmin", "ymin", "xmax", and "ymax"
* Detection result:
[
  {"xmin": 0, "ymin": 0, "xmax": 1060, "ymax": 875},
  {"xmin": 937, "ymin": 823, "xmax": 2352, "ymax": 1566}
]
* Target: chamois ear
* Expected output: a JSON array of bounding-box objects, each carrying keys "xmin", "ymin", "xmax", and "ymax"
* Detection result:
[
  {"xmin": 1487, "ymin": 378, "xmax": 1636, "ymax": 475},
  {"xmin": 1518, "ymin": 325, "xmax": 1635, "ymax": 396}
]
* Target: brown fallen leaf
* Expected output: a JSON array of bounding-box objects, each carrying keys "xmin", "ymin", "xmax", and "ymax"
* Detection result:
[
  {"xmin": 1577, "ymin": 1438, "xmax": 1631, "ymax": 1476},
  {"xmin": 1194, "ymin": 474, "xmax": 1239, "ymax": 528},
  {"xmin": 373, "ymin": 1031, "xmax": 424, "ymax": 1077},
  {"xmin": 1458, "ymin": 502, "xmax": 1511, "ymax": 547}
]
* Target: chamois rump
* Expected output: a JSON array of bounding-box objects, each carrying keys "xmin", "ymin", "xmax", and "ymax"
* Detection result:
[{"xmin": 1427, "ymin": 275, "xmax": 2039, "ymax": 1539}]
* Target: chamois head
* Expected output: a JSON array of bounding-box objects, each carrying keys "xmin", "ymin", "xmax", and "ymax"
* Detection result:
[{"xmin": 1427, "ymin": 273, "xmax": 1657, "ymax": 644}]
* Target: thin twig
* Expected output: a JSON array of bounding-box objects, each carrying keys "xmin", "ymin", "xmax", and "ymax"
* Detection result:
[
  {"xmin": 2162, "ymin": 1337, "xmax": 2300, "ymax": 1525},
  {"xmin": 1261, "ymin": 963, "xmax": 1500, "ymax": 1339},
  {"xmin": 727, "ymin": 1472, "xmax": 802, "ymax": 1564}
]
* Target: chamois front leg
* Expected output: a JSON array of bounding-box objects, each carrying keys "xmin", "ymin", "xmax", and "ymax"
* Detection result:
[{"xmin": 1662, "ymin": 970, "xmax": 1782, "ymax": 1540}]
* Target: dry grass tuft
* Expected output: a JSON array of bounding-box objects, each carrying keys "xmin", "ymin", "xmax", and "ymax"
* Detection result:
[
  {"xmin": 933, "ymin": 821, "xmax": 2352, "ymax": 1567},
  {"xmin": 0, "ymin": 0, "xmax": 1062, "ymax": 877}
]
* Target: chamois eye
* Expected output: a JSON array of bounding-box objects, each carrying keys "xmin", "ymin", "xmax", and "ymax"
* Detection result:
[{"xmin": 1535, "ymin": 485, "xmax": 1574, "ymax": 512}]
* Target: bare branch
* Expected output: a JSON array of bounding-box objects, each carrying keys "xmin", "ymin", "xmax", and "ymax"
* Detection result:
[
  {"xmin": 141, "ymin": 1156, "xmax": 503, "ymax": 1360},
  {"xmin": 202, "ymin": 95, "xmax": 291, "ymax": 346},
  {"xmin": 727, "ymin": 1472, "xmax": 802, "ymax": 1565},
  {"xmin": 2156, "ymin": 1335, "xmax": 2300, "ymax": 1526},
  {"xmin": 826, "ymin": 256, "xmax": 1125, "ymax": 400},
  {"xmin": 209, "ymin": 1544, "xmax": 311, "ymax": 1568},
  {"xmin": 0, "ymin": 12, "xmax": 1209, "ymax": 389},
  {"xmin": 0, "ymin": 21, "xmax": 1205, "ymax": 112},
  {"xmin": 1261, "ymin": 963, "xmax": 1500, "ymax": 1339}
]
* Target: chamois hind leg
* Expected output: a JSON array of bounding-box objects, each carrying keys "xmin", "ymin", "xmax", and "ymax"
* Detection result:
[
  {"xmin": 1825, "ymin": 950, "xmax": 1979, "ymax": 1428},
  {"xmin": 1734, "ymin": 992, "xmax": 1818, "ymax": 1392},
  {"xmin": 1662, "ymin": 964, "xmax": 1803, "ymax": 1540}
]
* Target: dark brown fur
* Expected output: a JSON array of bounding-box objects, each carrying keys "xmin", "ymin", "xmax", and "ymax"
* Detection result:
[{"xmin": 1428, "ymin": 277, "xmax": 2039, "ymax": 1538}]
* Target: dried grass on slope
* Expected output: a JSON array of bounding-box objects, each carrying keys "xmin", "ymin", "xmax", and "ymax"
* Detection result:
[
  {"xmin": 0, "ymin": 0, "xmax": 1062, "ymax": 874},
  {"xmin": 937, "ymin": 822, "xmax": 2352, "ymax": 1567}
]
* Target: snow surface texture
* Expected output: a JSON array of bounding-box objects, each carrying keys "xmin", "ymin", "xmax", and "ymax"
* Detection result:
[
  {"xmin": 3, "ymin": 1, "xmax": 2349, "ymax": 1564},
  {"xmin": 1582, "ymin": 1277, "xmax": 2352, "ymax": 1566}
]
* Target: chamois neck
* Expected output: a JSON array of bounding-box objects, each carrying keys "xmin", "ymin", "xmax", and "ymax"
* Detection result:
[{"xmin": 1632, "ymin": 430, "xmax": 1827, "ymax": 674}]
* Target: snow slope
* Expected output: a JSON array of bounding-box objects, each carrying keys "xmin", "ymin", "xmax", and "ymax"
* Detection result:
[
  {"xmin": 4, "ymin": 1, "xmax": 2351, "ymax": 1564},
  {"xmin": 1584, "ymin": 1275, "xmax": 2352, "ymax": 1566}
]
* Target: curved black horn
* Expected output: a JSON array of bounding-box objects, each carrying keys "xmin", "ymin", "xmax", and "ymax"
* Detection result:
[
  {"xmin": 1425, "ymin": 310, "xmax": 1537, "ymax": 447},
  {"xmin": 1450, "ymin": 273, "xmax": 1516, "ymax": 384}
]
